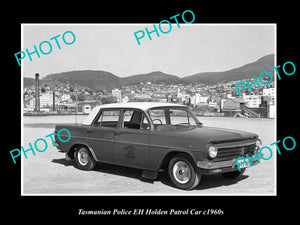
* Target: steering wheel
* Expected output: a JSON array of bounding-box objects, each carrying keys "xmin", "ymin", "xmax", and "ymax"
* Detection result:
[{"xmin": 152, "ymin": 119, "xmax": 163, "ymax": 125}]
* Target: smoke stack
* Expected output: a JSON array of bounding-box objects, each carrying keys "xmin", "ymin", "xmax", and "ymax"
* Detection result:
[
  {"xmin": 35, "ymin": 73, "xmax": 40, "ymax": 112},
  {"xmin": 53, "ymin": 91, "xmax": 55, "ymax": 111}
]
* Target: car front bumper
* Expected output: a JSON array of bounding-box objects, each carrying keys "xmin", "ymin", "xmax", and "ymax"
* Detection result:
[{"xmin": 196, "ymin": 156, "xmax": 260, "ymax": 175}]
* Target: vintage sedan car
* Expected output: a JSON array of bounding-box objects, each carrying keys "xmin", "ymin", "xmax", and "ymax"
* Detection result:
[{"xmin": 54, "ymin": 102, "xmax": 261, "ymax": 190}]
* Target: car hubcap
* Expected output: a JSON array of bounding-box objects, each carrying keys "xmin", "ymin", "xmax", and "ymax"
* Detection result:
[
  {"xmin": 78, "ymin": 149, "xmax": 89, "ymax": 166},
  {"xmin": 173, "ymin": 161, "xmax": 191, "ymax": 184}
]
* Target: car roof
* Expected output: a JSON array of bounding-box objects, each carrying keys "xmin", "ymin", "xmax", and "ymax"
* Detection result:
[
  {"xmin": 82, "ymin": 102, "xmax": 187, "ymax": 125},
  {"xmin": 82, "ymin": 102, "xmax": 186, "ymax": 125},
  {"xmin": 98, "ymin": 102, "xmax": 187, "ymax": 111}
]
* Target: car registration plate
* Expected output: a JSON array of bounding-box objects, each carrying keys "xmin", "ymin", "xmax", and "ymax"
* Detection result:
[{"xmin": 237, "ymin": 158, "xmax": 250, "ymax": 169}]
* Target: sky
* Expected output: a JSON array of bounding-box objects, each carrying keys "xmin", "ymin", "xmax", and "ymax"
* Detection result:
[{"xmin": 22, "ymin": 24, "xmax": 275, "ymax": 78}]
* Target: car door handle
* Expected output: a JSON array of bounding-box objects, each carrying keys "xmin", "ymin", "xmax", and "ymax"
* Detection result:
[{"xmin": 114, "ymin": 130, "xmax": 122, "ymax": 136}]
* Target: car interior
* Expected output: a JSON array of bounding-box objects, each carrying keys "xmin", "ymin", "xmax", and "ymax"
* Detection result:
[
  {"xmin": 123, "ymin": 110, "xmax": 150, "ymax": 130},
  {"xmin": 93, "ymin": 109, "xmax": 150, "ymax": 130}
]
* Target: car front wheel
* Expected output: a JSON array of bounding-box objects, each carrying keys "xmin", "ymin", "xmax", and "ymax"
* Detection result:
[
  {"xmin": 75, "ymin": 147, "xmax": 96, "ymax": 171},
  {"xmin": 168, "ymin": 154, "xmax": 201, "ymax": 190}
]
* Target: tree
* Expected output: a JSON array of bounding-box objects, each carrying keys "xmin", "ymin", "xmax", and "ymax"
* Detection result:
[
  {"xmin": 101, "ymin": 96, "xmax": 116, "ymax": 104},
  {"xmin": 71, "ymin": 93, "xmax": 85, "ymax": 102}
]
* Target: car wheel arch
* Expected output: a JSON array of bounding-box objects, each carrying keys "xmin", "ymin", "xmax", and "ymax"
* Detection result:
[
  {"xmin": 158, "ymin": 150, "xmax": 197, "ymax": 171},
  {"xmin": 67, "ymin": 143, "xmax": 99, "ymax": 162}
]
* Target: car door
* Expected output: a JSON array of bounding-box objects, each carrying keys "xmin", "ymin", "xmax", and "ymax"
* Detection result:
[
  {"xmin": 113, "ymin": 109, "xmax": 151, "ymax": 169},
  {"xmin": 86, "ymin": 109, "xmax": 121, "ymax": 163}
]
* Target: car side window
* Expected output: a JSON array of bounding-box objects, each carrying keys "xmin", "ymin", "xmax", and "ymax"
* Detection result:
[
  {"xmin": 141, "ymin": 113, "xmax": 151, "ymax": 130},
  {"xmin": 94, "ymin": 110, "xmax": 120, "ymax": 128},
  {"xmin": 149, "ymin": 109, "xmax": 166, "ymax": 125},
  {"xmin": 122, "ymin": 110, "xmax": 150, "ymax": 130},
  {"xmin": 123, "ymin": 110, "xmax": 134, "ymax": 123}
]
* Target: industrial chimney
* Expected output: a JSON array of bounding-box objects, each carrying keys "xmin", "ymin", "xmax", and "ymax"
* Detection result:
[{"xmin": 35, "ymin": 73, "xmax": 40, "ymax": 112}]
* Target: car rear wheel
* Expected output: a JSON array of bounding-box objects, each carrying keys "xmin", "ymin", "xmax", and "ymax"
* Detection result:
[
  {"xmin": 75, "ymin": 147, "xmax": 96, "ymax": 171},
  {"xmin": 168, "ymin": 154, "xmax": 201, "ymax": 190}
]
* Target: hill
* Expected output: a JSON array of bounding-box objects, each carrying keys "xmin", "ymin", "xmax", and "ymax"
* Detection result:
[
  {"xmin": 122, "ymin": 71, "xmax": 181, "ymax": 85},
  {"xmin": 43, "ymin": 70, "xmax": 122, "ymax": 90},
  {"xmin": 23, "ymin": 54, "xmax": 275, "ymax": 89},
  {"xmin": 24, "ymin": 77, "xmax": 35, "ymax": 87},
  {"xmin": 182, "ymin": 54, "xmax": 274, "ymax": 84}
]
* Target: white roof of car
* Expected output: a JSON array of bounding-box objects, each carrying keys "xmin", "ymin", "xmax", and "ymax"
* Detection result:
[
  {"xmin": 82, "ymin": 102, "xmax": 187, "ymax": 125},
  {"xmin": 99, "ymin": 102, "xmax": 186, "ymax": 111}
]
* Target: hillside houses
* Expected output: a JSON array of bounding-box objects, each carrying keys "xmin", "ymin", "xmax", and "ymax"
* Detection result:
[{"xmin": 23, "ymin": 77, "xmax": 275, "ymax": 118}]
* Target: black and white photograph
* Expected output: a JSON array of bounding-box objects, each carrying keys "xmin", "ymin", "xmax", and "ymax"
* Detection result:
[
  {"xmin": 21, "ymin": 23, "xmax": 276, "ymax": 195},
  {"xmin": 4, "ymin": 5, "xmax": 298, "ymax": 223}
]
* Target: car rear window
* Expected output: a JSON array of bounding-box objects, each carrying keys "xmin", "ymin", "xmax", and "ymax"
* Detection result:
[{"xmin": 94, "ymin": 110, "xmax": 120, "ymax": 128}]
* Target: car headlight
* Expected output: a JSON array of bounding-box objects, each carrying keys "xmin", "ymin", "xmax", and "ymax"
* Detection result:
[
  {"xmin": 208, "ymin": 144, "xmax": 217, "ymax": 158},
  {"xmin": 255, "ymin": 139, "xmax": 262, "ymax": 151}
]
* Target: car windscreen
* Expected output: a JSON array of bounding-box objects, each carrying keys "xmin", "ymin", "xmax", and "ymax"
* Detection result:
[{"xmin": 148, "ymin": 107, "xmax": 200, "ymax": 129}]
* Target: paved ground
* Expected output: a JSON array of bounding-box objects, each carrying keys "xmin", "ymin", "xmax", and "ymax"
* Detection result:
[{"xmin": 22, "ymin": 116, "xmax": 276, "ymax": 195}]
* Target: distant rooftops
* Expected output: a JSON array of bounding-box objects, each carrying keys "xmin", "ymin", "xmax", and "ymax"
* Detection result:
[{"xmin": 229, "ymin": 97, "xmax": 247, "ymax": 103}]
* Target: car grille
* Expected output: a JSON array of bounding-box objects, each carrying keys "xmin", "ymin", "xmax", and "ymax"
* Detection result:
[{"xmin": 212, "ymin": 141, "xmax": 256, "ymax": 162}]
